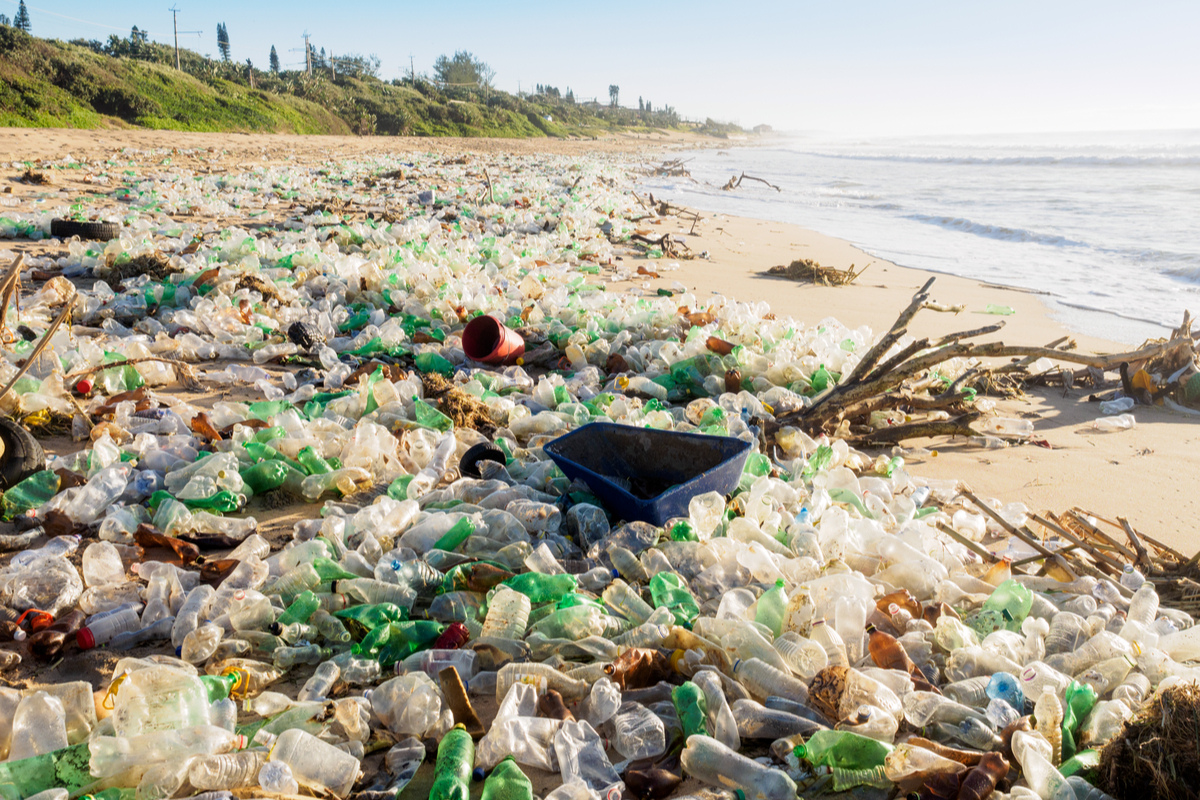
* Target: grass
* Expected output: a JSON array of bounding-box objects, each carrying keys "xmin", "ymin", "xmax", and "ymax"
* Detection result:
[{"xmin": 0, "ymin": 26, "xmax": 719, "ymax": 139}]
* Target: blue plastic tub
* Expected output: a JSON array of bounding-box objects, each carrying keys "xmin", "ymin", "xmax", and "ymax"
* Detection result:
[{"xmin": 543, "ymin": 422, "xmax": 753, "ymax": 526}]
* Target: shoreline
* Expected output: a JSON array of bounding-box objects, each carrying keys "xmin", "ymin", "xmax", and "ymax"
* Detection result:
[
  {"xmin": 611, "ymin": 209, "xmax": 1198, "ymax": 555},
  {"xmin": 642, "ymin": 145, "xmax": 1180, "ymax": 347}
]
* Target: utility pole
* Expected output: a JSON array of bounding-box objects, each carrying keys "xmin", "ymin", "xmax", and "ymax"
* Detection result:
[
  {"xmin": 170, "ymin": 6, "xmax": 180, "ymax": 69},
  {"xmin": 303, "ymin": 31, "xmax": 311, "ymax": 76},
  {"xmin": 409, "ymin": 53, "xmax": 414, "ymax": 83}
]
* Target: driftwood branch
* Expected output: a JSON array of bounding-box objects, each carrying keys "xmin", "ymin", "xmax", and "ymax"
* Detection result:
[
  {"xmin": 722, "ymin": 172, "xmax": 781, "ymax": 192},
  {"xmin": 848, "ymin": 414, "xmax": 980, "ymax": 445}
]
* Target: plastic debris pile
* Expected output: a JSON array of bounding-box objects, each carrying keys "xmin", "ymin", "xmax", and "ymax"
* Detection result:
[{"xmin": 0, "ymin": 147, "xmax": 1194, "ymax": 800}]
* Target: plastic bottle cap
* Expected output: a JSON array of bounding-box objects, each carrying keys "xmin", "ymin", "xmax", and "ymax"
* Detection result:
[
  {"xmin": 77, "ymin": 627, "xmax": 95, "ymax": 649},
  {"xmin": 75, "ymin": 378, "xmax": 93, "ymax": 394},
  {"xmin": 472, "ymin": 767, "xmax": 485, "ymax": 782}
]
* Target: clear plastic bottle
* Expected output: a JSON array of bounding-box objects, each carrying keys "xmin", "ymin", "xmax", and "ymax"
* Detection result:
[
  {"xmin": 602, "ymin": 578, "xmax": 655, "ymax": 624},
  {"xmin": 611, "ymin": 703, "xmax": 667, "ymax": 761},
  {"xmin": 258, "ymin": 760, "xmax": 300, "ymax": 794},
  {"xmin": 273, "ymin": 644, "xmax": 332, "ymax": 669},
  {"xmin": 268, "ymin": 728, "xmax": 362, "ymax": 798},
  {"xmin": 77, "ymin": 606, "xmax": 141, "ymax": 648},
  {"xmin": 182, "ymin": 624, "xmax": 225, "ymax": 665},
  {"xmin": 480, "ymin": 587, "xmax": 531, "ymax": 640},
  {"xmin": 112, "ymin": 664, "xmax": 213, "ymax": 737},
  {"xmin": 733, "ymin": 658, "xmax": 810, "ymax": 705},
  {"xmin": 694, "ymin": 669, "xmax": 740, "ymax": 752},
  {"xmin": 8, "ymin": 691, "xmax": 69, "ymax": 761},
  {"xmin": 172, "ymin": 584, "xmax": 217, "ymax": 648},
  {"xmin": 81, "ymin": 541, "xmax": 126, "ymax": 586},
  {"xmin": 680, "ymin": 733, "xmax": 798, "ymax": 800},
  {"xmin": 1034, "ymin": 687, "xmax": 1064, "ymax": 766},
  {"xmin": 773, "ymin": 632, "xmax": 828, "ymax": 681},
  {"xmin": 810, "ymin": 618, "xmax": 850, "ymax": 668},
  {"xmin": 298, "ymin": 661, "xmax": 341, "ymax": 702}
]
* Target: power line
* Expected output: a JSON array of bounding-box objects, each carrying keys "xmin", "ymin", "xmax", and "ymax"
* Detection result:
[{"xmin": 0, "ymin": 0, "xmax": 157, "ymax": 34}]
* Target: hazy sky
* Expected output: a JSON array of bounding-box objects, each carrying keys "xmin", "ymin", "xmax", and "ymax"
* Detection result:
[{"xmin": 6, "ymin": 0, "xmax": 1199, "ymax": 134}]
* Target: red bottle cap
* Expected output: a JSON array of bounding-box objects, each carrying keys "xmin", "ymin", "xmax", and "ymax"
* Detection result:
[
  {"xmin": 75, "ymin": 378, "xmax": 93, "ymax": 394},
  {"xmin": 77, "ymin": 627, "xmax": 95, "ymax": 649}
]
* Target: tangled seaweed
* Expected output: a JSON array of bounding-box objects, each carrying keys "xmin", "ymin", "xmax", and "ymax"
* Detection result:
[{"xmin": 1099, "ymin": 682, "xmax": 1200, "ymax": 800}]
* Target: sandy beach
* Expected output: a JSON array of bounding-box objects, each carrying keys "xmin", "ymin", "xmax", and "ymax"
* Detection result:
[{"xmin": 0, "ymin": 127, "xmax": 1196, "ymax": 799}]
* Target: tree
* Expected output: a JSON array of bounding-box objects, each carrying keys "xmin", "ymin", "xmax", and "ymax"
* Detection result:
[
  {"xmin": 433, "ymin": 51, "xmax": 493, "ymax": 88},
  {"xmin": 216, "ymin": 22, "xmax": 230, "ymax": 62},
  {"xmin": 269, "ymin": 45, "xmax": 280, "ymax": 73},
  {"xmin": 14, "ymin": 0, "xmax": 30, "ymax": 32},
  {"xmin": 0, "ymin": 14, "xmax": 10, "ymax": 26},
  {"xmin": 638, "ymin": 96, "xmax": 643, "ymax": 112},
  {"xmin": 608, "ymin": 84, "xmax": 619, "ymax": 107}
]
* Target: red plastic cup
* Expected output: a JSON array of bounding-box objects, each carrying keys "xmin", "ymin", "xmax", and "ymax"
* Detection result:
[{"xmin": 462, "ymin": 315, "xmax": 525, "ymax": 365}]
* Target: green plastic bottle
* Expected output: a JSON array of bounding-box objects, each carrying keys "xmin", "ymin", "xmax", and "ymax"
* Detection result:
[
  {"xmin": 248, "ymin": 400, "xmax": 292, "ymax": 421},
  {"xmin": 413, "ymin": 396, "xmax": 455, "ymax": 432},
  {"xmin": 649, "ymin": 572, "xmax": 700, "ymax": 627},
  {"xmin": 981, "ymin": 579, "xmax": 1034, "ymax": 632},
  {"xmin": 387, "ymin": 474, "xmax": 415, "ymax": 501},
  {"xmin": 253, "ymin": 425, "xmax": 288, "ymax": 443},
  {"xmin": 199, "ymin": 671, "xmax": 242, "ymax": 703},
  {"xmin": 312, "ymin": 556, "xmax": 357, "ymax": 582},
  {"xmin": 334, "ymin": 602, "xmax": 408, "ymax": 631},
  {"xmin": 432, "ymin": 516, "xmax": 476, "ymax": 552},
  {"xmin": 672, "ymin": 681, "xmax": 709, "ymax": 739},
  {"xmin": 367, "ymin": 620, "xmax": 446, "ymax": 666},
  {"xmin": 1, "ymin": 470, "xmax": 60, "ymax": 519},
  {"xmin": 481, "ymin": 755, "xmax": 533, "ymax": 800},
  {"xmin": 810, "ymin": 364, "xmax": 832, "ymax": 393},
  {"xmin": 297, "ymin": 446, "xmax": 333, "ymax": 476},
  {"xmin": 276, "ymin": 591, "xmax": 320, "ymax": 626},
  {"xmin": 431, "ymin": 724, "xmax": 474, "ymax": 800},
  {"xmin": 500, "ymin": 573, "xmax": 578, "ymax": 604},
  {"xmin": 669, "ymin": 520, "xmax": 698, "ymax": 542},
  {"xmin": 181, "ymin": 490, "xmax": 243, "ymax": 513},
  {"xmin": 240, "ymin": 460, "xmax": 289, "ymax": 494},
  {"xmin": 415, "ymin": 351, "xmax": 456, "ymax": 378},
  {"xmin": 243, "ymin": 441, "xmax": 281, "ymax": 462},
  {"xmin": 794, "ymin": 730, "xmax": 893, "ymax": 770},
  {"xmin": 1059, "ymin": 749, "xmax": 1101, "ymax": 782},
  {"xmin": 755, "ymin": 579, "xmax": 788, "ymax": 637},
  {"xmin": 1061, "ymin": 680, "xmax": 1098, "ymax": 762}
]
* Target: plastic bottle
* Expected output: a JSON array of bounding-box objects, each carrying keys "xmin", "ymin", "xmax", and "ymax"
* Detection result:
[
  {"xmin": 810, "ymin": 618, "xmax": 850, "ymax": 668},
  {"xmin": 611, "ymin": 703, "xmax": 667, "ymax": 761},
  {"xmin": 672, "ymin": 681, "xmax": 709, "ymax": 739},
  {"xmin": 481, "ymin": 756, "xmax": 533, "ymax": 800},
  {"xmin": 602, "ymin": 578, "xmax": 655, "ymax": 625},
  {"xmin": 269, "ymin": 728, "xmax": 362, "ymax": 798},
  {"xmin": 259, "ymin": 761, "xmax": 300, "ymax": 794},
  {"xmin": 755, "ymin": 579, "xmax": 788, "ymax": 637},
  {"xmin": 773, "ymin": 632, "xmax": 828, "ymax": 681},
  {"xmin": 793, "ymin": 729, "xmax": 893, "ymax": 770},
  {"xmin": 1034, "ymin": 686, "xmax": 1064, "ymax": 766},
  {"xmin": 956, "ymin": 752, "xmax": 1010, "ymax": 800},
  {"xmin": 189, "ymin": 750, "xmax": 268, "ymax": 791},
  {"xmin": 1092, "ymin": 414, "xmax": 1135, "ymax": 431},
  {"xmin": 81, "ymin": 542, "xmax": 126, "ymax": 587},
  {"xmin": 111, "ymin": 664, "xmax": 214, "ymax": 737},
  {"xmin": 693, "ymin": 669, "xmax": 740, "ymax": 751},
  {"xmin": 681, "ymin": 734, "xmax": 798, "ymax": 800},
  {"xmin": 8, "ymin": 691, "xmax": 69, "ymax": 761},
  {"xmin": 430, "ymin": 724, "xmax": 474, "ymax": 800},
  {"xmin": 734, "ymin": 658, "xmax": 810, "ymax": 705},
  {"xmin": 77, "ymin": 606, "xmax": 141, "ymax": 648},
  {"xmin": 298, "ymin": 661, "xmax": 341, "ymax": 702},
  {"xmin": 480, "ymin": 587, "xmax": 532, "ymax": 640}
]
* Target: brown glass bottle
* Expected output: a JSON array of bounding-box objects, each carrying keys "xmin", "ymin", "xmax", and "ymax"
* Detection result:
[{"xmin": 956, "ymin": 752, "xmax": 1010, "ymax": 800}]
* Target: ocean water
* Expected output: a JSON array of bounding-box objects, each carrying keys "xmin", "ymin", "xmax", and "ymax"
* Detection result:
[{"xmin": 640, "ymin": 130, "xmax": 1200, "ymax": 344}]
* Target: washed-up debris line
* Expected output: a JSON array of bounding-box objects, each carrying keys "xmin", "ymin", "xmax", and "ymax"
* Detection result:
[{"xmin": 0, "ymin": 146, "xmax": 1195, "ymax": 800}]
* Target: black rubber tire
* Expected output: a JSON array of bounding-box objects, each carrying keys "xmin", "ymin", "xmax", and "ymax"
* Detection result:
[
  {"xmin": 0, "ymin": 417, "xmax": 46, "ymax": 491},
  {"xmin": 50, "ymin": 219, "xmax": 122, "ymax": 241},
  {"xmin": 287, "ymin": 321, "xmax": 326, "ymax": 350},
  {"xmin": 459, "ymin": 442, "xmax": 506, "ymax": 479}
]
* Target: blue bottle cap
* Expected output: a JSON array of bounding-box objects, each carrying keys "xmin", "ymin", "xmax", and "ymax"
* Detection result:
[{"xmin": 472, "ymin": 767, "xmax": 485, "ymax": 782}]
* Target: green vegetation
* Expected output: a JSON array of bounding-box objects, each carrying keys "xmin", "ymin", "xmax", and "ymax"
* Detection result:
[{"xmin": 0, "ymin": 26, "xmax": 742, "ymax": 138}]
